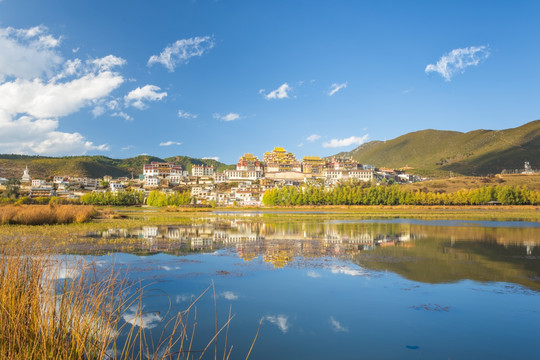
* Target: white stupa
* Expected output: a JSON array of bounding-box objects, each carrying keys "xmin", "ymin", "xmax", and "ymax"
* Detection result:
[{"xmin": 21, "ymin": 165, "xmax": 31, "ymax": 183}]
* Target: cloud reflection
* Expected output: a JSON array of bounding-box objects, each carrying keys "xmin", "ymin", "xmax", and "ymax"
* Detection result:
[
  {"xmin": 329, "ymin": 265, "xmax": 366, "ymax": 276},
  {"xmin": 221, "ymin": 291, "xmax": 239, "ymax": 300},
  {"xmin": 265, "ymin": 315, "xmax": 290, "ymax": 333},
  {"xmin": 122, "ymin": 305, "xmax": 162, "ymax": 329},
  {"xmin": 329, "ymin": 316, "xmax": 348, "ymax": 332}
]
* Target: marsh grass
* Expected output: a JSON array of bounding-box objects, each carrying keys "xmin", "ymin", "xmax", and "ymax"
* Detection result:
[
  {"xmin": 0, "ymin": 249, "xmax": 125, "ymax": 359},
  {"xmin": 0, "ymin": 204, "xmax": 97, "ymax": 225},
  {"xmin": 0, "ymin": 248, "xmax": 260, "ymax": 360}
]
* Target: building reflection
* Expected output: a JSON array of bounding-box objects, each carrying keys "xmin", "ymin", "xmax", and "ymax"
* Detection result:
[{"xmin": 82, "ymin": 217, "xmax": 540, "ymax": 268}]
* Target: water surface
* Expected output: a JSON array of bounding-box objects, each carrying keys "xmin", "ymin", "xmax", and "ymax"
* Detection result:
[{"xmin": 60, "ymin": 213, "xmax": 540, "ymax": 359}]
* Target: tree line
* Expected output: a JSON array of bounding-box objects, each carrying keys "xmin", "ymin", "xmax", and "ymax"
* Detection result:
[
  {"xmin": 262, "ymin": 184, "xmax": 540, "ymax": 206},
  {"xmin": 80, "ymin": 190, "xmax": 145, "ymax": 206}
]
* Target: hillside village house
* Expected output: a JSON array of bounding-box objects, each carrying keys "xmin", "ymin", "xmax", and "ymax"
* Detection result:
[
  {"xmin": 144, "ymin": 162, "xmax": 183, "ymax": 187},
  {"xmin": 191, "ymin": 165, "xmax": 214, "ymax": 177}
]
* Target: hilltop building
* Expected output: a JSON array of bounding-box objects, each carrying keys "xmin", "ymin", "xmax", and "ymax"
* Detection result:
[
  {"xmin": 237, "ymin": 153, "xmax": 263, "ymax": 172},
  {"xmin": 263, "ymin": 147, "xmax": 301, "ymax": 173},
  {"xmin": 328, "ymin": 157, "xmax": 359, "ymax": 171},
  {"xmin": 302, "ymin": 156, "xmax": 327, "ymax": 175}
]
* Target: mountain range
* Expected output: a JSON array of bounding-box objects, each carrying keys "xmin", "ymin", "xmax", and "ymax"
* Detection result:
[
  {"xmin": 1, "ymin": 120, "xmax": 540, "ymax": 179},
  {"xmin": 334, "ymin": 119, "xmax": 540, "ymax": 176},
  {"xmin": 0, "ymin": 155, "xmax": 233, "ymax": 180}
]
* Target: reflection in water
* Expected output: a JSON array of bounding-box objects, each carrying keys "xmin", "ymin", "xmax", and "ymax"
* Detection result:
[
  {"xmin": 77, "ymin": 216, "xmax": 540, "ymax": 291},
  {"xmin": 48, "ymin": 214, "xmax": 540, "ymax": 360}
]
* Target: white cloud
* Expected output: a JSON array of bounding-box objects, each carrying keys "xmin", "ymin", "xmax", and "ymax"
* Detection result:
[
  {"xmin": 329, "ymin": 316, "xmax": 348, "ymax": 332},
  {"xmin": 0, "ymin": 112, "xmax": 109, "ymax": 155},
  {"xmin": 307, "ymin": 134, "xmax": 321, "ymax": 142},
  {"xmin": 0, "ymin": 72, "xmax": 124, "ymax": 118},
  {"xmin": 262, "ymin": 83, "xmax": 292, "ymax": 100},
  {"xmin": 92, "ymin": 106, "xmax": 106, "ymax": 117},
  {"xmin": 124, "ymin": 85, "xmax": 167, "ymax": 110},
  {"xmin": 159, "ymin": 141, "xmax": 182, "ymax": 146},
  {"xmin": 148, "ymin": 35, "xmax": 215, "ymax": 72},
  {"xmin": 213, "ymin": 112, "xmax": 240, "ymax": 122},
  {"xmin": 111, "ymin": 111, "xmax": 133, "ymax": 122},
  {"xmin": 0, "ymin": 25, "xmax": 123, "ymax": 155},
  {"xmin": 92, "ymin": 55, "xmax": 126, "ymax": 71},
  {"xmin": 221, "ymin": 291, "xmax": 238, "ymax": 300},
  {"xmin": 121, "ymin": 145, "xmax": 134, "ymax": 151},
  {"xmin": 202, "ymin": 156, "xmax": 219, "ymax": 161},
  {"xmin": 0, "ymin": 26, "xmax": 63, "ymax": 81},
  {"xmin": 178, "ymin": 109, "xmax": 198, "ymax": 119},
  {"xmin": 425, "ymin": 45, "xmax": 490, "ymax": 81},
  {"xmin": 307, "ymin": 271, "xmax": 321, "ymax": 278},
  {"xmin": 328, "ymin": 82, "xmax": 347, "ymax": 96},
  {"xmin": 322, "ymin": 135, "xmax": 369, "ymax": 148},
  {"xmin": 265, "ymin": 315, "xmax": 290, "ymax": 333}
]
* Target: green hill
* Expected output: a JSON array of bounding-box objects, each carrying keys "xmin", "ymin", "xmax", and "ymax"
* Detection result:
[
  {"xmin": 0, "ymin": 154, "xmax": 234, "ymax": 180},
  {"xmin": 334, "ymin": 120, "xmax": 540, "ymax": 177}
]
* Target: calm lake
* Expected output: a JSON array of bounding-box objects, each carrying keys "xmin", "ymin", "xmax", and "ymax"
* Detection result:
[{"xmin": 58, "ymin": 212, "xmax": 540, "ymax": 359}]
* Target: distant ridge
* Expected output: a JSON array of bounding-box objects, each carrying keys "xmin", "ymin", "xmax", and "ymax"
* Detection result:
[
  {"xmin": 0, "ymin": 154, "xmax": 234, "ymax": 179},
  {"xmin": 333, "ymin": 120, "xmax": 540, "ymax": 176}
]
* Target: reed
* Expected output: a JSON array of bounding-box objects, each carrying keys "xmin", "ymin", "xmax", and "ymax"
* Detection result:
[
  {"xmin": 0, "ymin": 204, "xmax": 96, "ymax": 225},
  {"xmin": 0, "ymin": 248, "xmax": 260, "ymax": 359}
]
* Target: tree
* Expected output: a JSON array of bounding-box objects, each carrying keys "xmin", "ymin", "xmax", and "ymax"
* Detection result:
[{"xmin": 4, "ymin": 179, "xmax": 20, "ymax": 199}]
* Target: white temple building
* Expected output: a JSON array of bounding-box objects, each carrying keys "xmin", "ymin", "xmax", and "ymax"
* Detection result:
[{"xmin": 21, "ymin": 166, "xmax": 31, "ymax": 183}]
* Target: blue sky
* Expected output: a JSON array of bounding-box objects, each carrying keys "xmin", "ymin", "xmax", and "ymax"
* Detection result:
[{"xmin": 1, "ymin": 0, "xmax": 540, "ymax": 164}]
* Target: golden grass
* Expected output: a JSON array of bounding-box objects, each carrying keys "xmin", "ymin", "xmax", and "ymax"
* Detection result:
[
  {"xmin": 0, "ymin": 247, "xmax": 260, "ymax": 359},
  {"xmin": 0, "ymin": 249, "xmax": 125, "ymax": 359},
  {"xmin": 0, "ymin": 204, "xmax": 96, "ymax": 225}
]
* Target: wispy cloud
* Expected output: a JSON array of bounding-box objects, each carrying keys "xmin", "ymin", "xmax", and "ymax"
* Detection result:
[
  {"xmin": 121, "ymin": 145, "xmax": 134, "ymax": 151},
  {"xmin": 307, "ymin": 134, "xmax": 321, "ymax": 142},
  {"xmin": 124, "ymin": 85, "xmax": 167, "ymax": 110},
  {"xmin": 328, "ymin": 82, "xmax": 347, "ymax": 96},
  {"xmin": 213, "ymin": 112, "xmax": 240, "ymax": 122},
  {"xmin": 425, "ymin": 45, "xmax": 490, "ymax": 81},
  {"xmin": 261, "ymin": 83, "xmax": 291, "ymax": 100},
  {"xmin": 307, "ymin": 271, "xmax": 321, "ymax": 278},
  {"xmin": 265, "ymin": 315, "xmax": 290, "ymax": 333},
  {"xmin": 202, "ymin": 156, "xmax": 219, "ymax": 161},
  {"xmin": 111, "ymin": 111, "xmax": 132, "ymax": 122},
  {"xmin": 159, "ymin": 141, "xmax": 182, "ymax": 146},
  {"xmin": 329, "ymin": 316, "xmax": 348, "ymax": 332},
  {"xmin": 178, "ymin": 109, "xmax": 198, "ymax": 119},
  {"xmin": 322, "ymin": 135, "xmax": 369, "ymax": 148},
  {"xmin": 0, "ymin": 25, "xmax": 63, "ymax": 81},
  {"xmin": 148, "ymin": 35, "xmax": 215, "ymax": 72}
]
